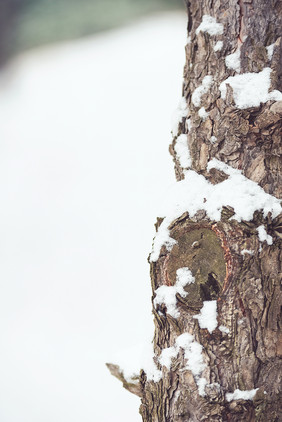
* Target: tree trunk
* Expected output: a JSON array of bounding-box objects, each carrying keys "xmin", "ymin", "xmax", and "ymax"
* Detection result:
[{"xmin": 108, "ymin": 1, "xmax": 282, "ymax": 420}]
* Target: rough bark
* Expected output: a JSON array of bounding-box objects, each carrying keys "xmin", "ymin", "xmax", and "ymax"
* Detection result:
[{"xmin": 109, "ymin": 1, "xmax": 282, "ymax": 421}]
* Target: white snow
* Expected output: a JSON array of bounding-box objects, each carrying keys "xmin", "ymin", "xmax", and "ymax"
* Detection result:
[
  {"xmin": 194, "ymin": 300, "xmax": 218, "ymax": 333},
  {"xmin": 176, "ymin": 267, "xmax": 195, "ymax": 292},
  {"xmin": 226, "ymin": 388, "xmax": 259, "ymax": 402},
  {"xmin": 219, "ymin": 325, "xmax": 230, "ymax": 334},
  {"xmin": 176, "ymin": 333, "xmax": 208, "ymax": 396},
  {"xmin": 241, "ymin": 249, "xmax": 254, "ymax": 256},
  {"xmin": 159, "ymin": 332, "xmax": 208, "ymax": 396},
  {"xmin": 176, "ymin": 333, "xmax": 206, "ymax": 376},
  {"xmin": 150, "ymin": 158, "xmax": 281, "ymax": 262},
  {"xmin": 213, "ymin": 41, "xmax": 223, "ymax": 52},
  {"xmin": 0, "ymin": 12, "xmax": 187, "ymax": 422},
  {"xmin": 219, "ymin": 67, "xmax": 282, "ymax": 109},
  {"xmin": 191, "ymin": 75, "xmax": 213, "ymax": 107},
  {"xmin": 198, "ymin": 107, "xmax": 209, "ymax": 120},
  {"xmin": 257, "ymin": 225, "xmax": 273, "ymax": 245},
  {"xmin": 187, "ymin": 35, "xmax": 191, "ymax": 44},
  {"xmin": 142, "ymin": 354, "xmax": 163, "ymax": 383},
  {"xmin": 197, "ymin": 377, "xmax": 208, "ymax": 396},
  {"xmin": 150, "ymin": 225, "xmax": 177, "ymax": 262},
  {"xmin": 153, "ymin": 268, "xmax": 195, "ymax": 318},
  {"xmin": 153, "ymin": 285, "xmax": 182, "ymax": 318},
  {"xmin": 159, "ymin": 346, "xmax": 178, "ymax": 369},
  {"xmin": 196, "ymin": 15, "xmax": 224, "ymax": 36},
  {"xmin": 207, "ymin": 159, "xmax": 239, "ymax": 175},
  {"xmin": 225, "ymin": 49, "xmax": 241, "ymax": 73},
  {"xmin": 171, "ymin": 97, "xmax": 188, "ymax": 136},
  {"xmin": 210, "ymin": 135, "xmax": 217, "ymax": 143},
  {"xmin": 175, "ymin": 134, "xmax": 191, "ymax": 169},
  {"xmin": 266, "ymin": 43, "xmax": 275, "ymax": 60}
]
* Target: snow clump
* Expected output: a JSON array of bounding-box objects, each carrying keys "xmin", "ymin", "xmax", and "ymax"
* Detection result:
[
  {"xmin": 153, "ymin": 268, "xmax": 195, "ymax": 318},
  {"xmin": 150, "ymin": 159, "xmax": 281, "ymax": 262},
  {"xmin": 198, "ymin": 107, "xmax": 209, "ymax": 120},
  {"xmin": 225, "ymin": 49, "xmax": 241, "ymax": 73},
  {"xmin": 159, "ymin": 332, "xmax": 208, "ymax": 396},
  {"xmin": 257, "ymin": 225, "xmax": 273, "ymax": 245},
  {"xmin": 214, "ymin": 41, "xmax": 223, "ymax": 52},
  {"xmin": 266, "ymin": 43, "xmax": 275, "ymax": 61},
  {"xmin": 174, "ymin": 134, "xmax": 191, "ymax": 169},
  {"xmin": 196, "ymin": 15, "xmax": 224, "ymax": 36},
  {"xmin": 142, "ymin": 343, "xmax": 162, "ymax": 382},
  {"xmin": 226, "ymin": 388, "xmax": 259, "ymax": 402},
  {"xmin": 241, "ymin": 249, "xmax": 254, "ymax": 256},
  {"xmin": 158, "ymin": 346, "xmax": 178, "ymax": 369},
  {"xmin": 191, "ymin": 75, "xmax": 213, "ymax": 107},
  {"xmin": 193, "ymin": 300, "xmax": 218, "ymax": 333},
  {"xmin": 219, "ymin": 67, "xmax": 282, "ymax": 109},
  {"xmin": 171, "ymin": 97, "xmax": 188, "ymax": 136},
  {"xmin": 210, "ymin": 135, "xmax": 217, "ymax": 143}
]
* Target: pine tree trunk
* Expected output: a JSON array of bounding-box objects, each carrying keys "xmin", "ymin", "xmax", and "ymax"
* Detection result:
[{"xmin": 108, "ymin": 1, "xmax": 282, "ymax": 420}]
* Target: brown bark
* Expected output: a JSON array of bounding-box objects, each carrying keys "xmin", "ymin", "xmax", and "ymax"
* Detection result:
[{"xmin": 109, "ymin": 1, "xmax": 282, "ymax": 421}]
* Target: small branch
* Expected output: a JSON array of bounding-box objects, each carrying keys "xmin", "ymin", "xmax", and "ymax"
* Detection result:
[{"xmin": 106, "ymin": 363, "xmax": 142, "ymax": 397}]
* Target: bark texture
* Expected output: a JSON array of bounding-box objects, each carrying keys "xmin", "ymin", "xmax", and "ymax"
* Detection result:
[{"xmin": 110, "ymin": 1, "xmax": 282, "ymax": 421}]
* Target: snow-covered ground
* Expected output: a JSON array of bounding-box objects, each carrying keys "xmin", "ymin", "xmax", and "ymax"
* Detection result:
[{"xmin": 0, "ymin": 12, "xmax": 186, "ymax": 422}]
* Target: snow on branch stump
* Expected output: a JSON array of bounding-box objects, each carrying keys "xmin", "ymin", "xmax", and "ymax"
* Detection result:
[{"xmin": 108, "ymin": 1, "xmax": 282, "ymax": 421}]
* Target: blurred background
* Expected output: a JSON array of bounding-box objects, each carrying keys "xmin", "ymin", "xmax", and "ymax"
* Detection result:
[
  {"xmin": 0, "ymin": 1, "xmax": 186, "ymax": 421},
  {"xmin": 1, "ymin": 0, "xmax": 183, "ymax": 65}
]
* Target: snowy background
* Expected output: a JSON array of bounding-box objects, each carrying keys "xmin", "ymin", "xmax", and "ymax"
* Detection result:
[{"xmin": 0, "ymin": 11, "xmax": 186, "ymax": 422}]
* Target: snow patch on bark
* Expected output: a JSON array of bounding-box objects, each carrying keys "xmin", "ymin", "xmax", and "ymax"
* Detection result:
[
  {"xmin": 191, "ymin": 75, "xmax": 213, "ymax": 107},
  {"xmin": 241, "ymin": 249, "xmax": 254, "ymax": 256},
  {"xmin": 158, "ymin": 329, "xmax": 229, "ymax": 398},
  {"xmin": 197, "ymin": 377, "xmax": 208, "ymax": 396},
  {"xmin": 210, "ymin": 135, "xmax": 217, "ymax": 143},
  {"xmin": 226, "ymin": 388, "xmax": 259, "ymax": 402},
  {"xmin": 207, "ymin": 159, "xmax": 239, "ymax": 175},
  {"xmin": 193, "ymin": 300, "xmax": 218, "ymax": 333},
  {"xmin": 198, "ymin": 107, "xmax": 209, "ymax": 120},
  {"xmin": 196, "ymin": 15, "xmax": 224, "ymax": 36},
  {"xmin": 219, "ymin": 68, "xmax": 282, "ymax": 109},
  {"xmin": 266, "ymin": 43, "xmax": 275, "ymax": 61},
  {"xmin": 225, "ymin": 48, "xmax": 241, "ymax": 73},
  {"xmin": 159, "ymin": 346, "xmax": 178, "ymax": 369},
  {"xmin": 171, "ymin": 97, "xmax": 188, "ymax": 136},
  {"xmin": 143, "ymin": 357, "xmax": 162, "ymax": 383},
  {"xmin": 175, "ymin": 134, "xmax": 191, "ymax": 169},
  {"xmin": 150, "ymin": 225, "xmax": 177, "ymax": 262},
  {"xmin": 176, "ymin": 333, "xmax": 208, "ymax": 396},
  {"xmin": 150, "ymin": 159, "xmax": 281, "ymax": 262},
  {"xmin": 159, "ymin": 333, "xmax": 208, "ymax": 396},
  {"xmin": 153, "ymin": 268, "xmax": 195, "ymax": 318},
  {"xmin": 257, "ymin": 225, "xmax": 273, "ymax": 245},
  {"xmin": 214, "ymin": 41, "xmax": 223, "ymax": 52},
  {"xmin": 219, "ymin": 325, "xmax": 230, "ymax": 334}
]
